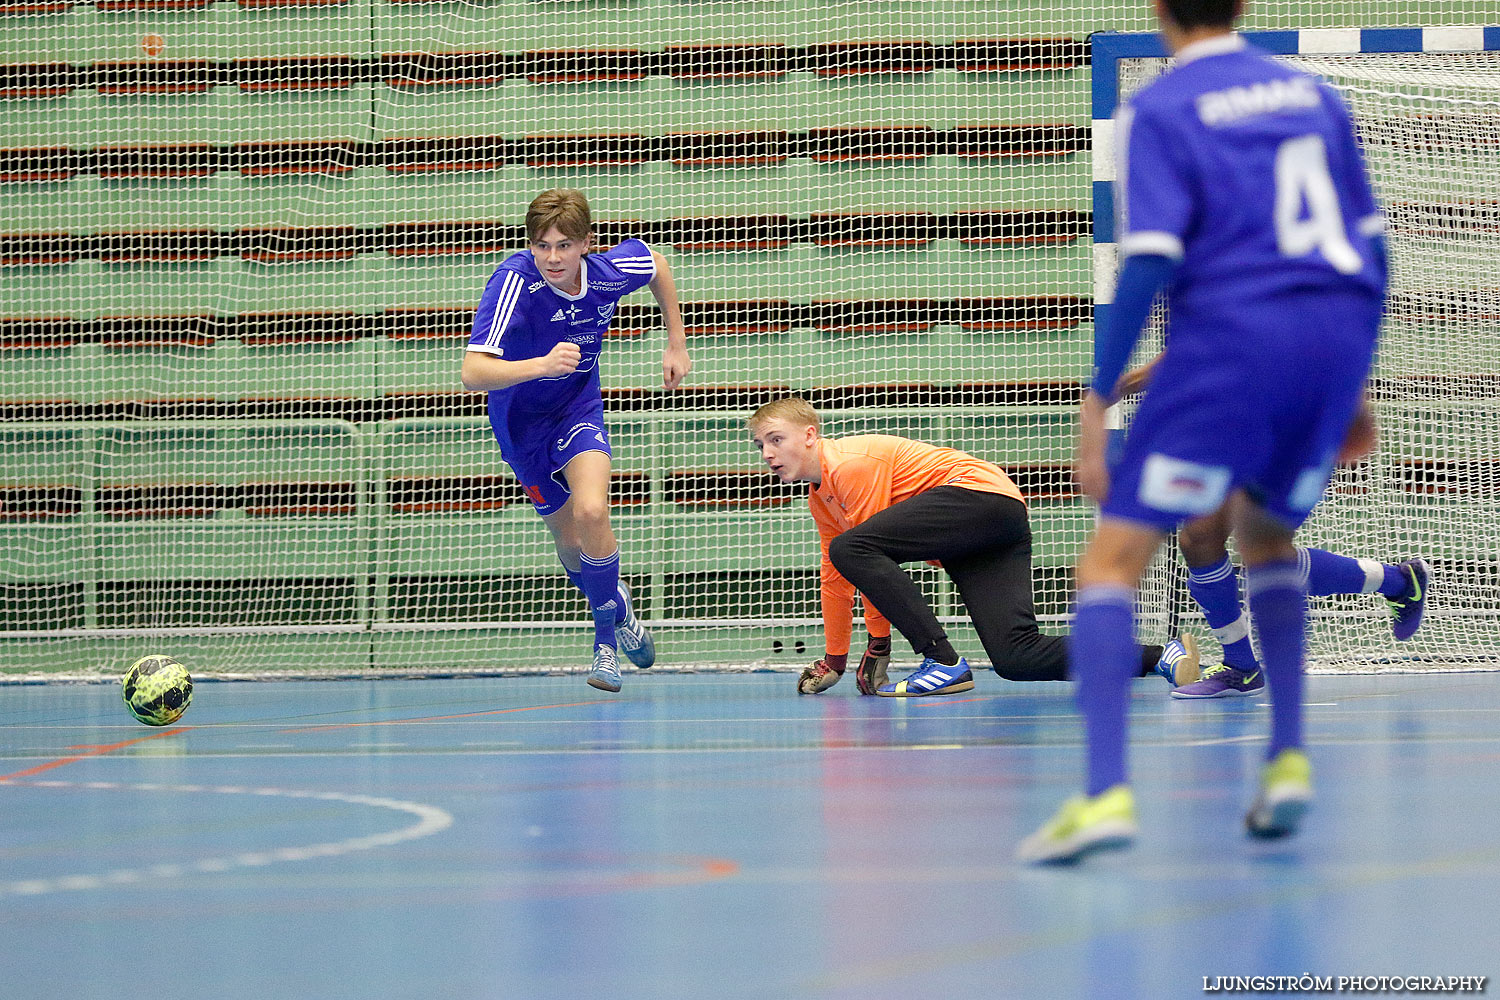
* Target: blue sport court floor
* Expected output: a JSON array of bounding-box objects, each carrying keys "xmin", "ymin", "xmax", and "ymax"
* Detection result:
[{"xmin": 2, "ymin": 670, "xmax": 1497, "ymax": 1000}]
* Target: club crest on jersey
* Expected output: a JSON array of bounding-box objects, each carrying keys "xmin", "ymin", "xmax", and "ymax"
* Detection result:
[{"xmin": 597, "ymin": 304, "xmax": 615, "ymax": 320}]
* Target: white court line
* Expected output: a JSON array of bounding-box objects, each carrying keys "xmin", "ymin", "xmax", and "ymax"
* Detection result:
[
  {"xmin": 0, "ymin": 779, "xmax": 453, "ymax": 898},
  {"xmin": 1182, "ymin": 735, "xmax": 1263, "ymax": 747}
]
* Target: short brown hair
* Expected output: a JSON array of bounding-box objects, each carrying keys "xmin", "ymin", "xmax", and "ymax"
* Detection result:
[
  {"xmin": 525, "ymin": 189, "xmax": 593, "ymax": 243},
  {"xmin": 747, "ymin": 397, "xmax": 819, "ymax": 434}
]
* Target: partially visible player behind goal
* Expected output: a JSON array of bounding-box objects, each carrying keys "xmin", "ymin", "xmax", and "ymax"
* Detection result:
[
  {"xmin": 461, "ymin": 189, "xmax": 692, "ymax": 692},
  {"xmin": 1170, "ymin": 507, "xmax": 1428, "ymax": 697},
  {"xmin": 1018, "ymin": 0, "xmax": 1388, "ymax": 863},
  {"xmin": 746, "ymin": 398, "xmax": 1199, "ymax": 696},
  {"xmin": 1113, "ymin": 363, "xmax": 1430, "ymax": 700}
]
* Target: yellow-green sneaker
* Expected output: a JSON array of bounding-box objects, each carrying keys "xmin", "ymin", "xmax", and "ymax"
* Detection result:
[
  {"xmin": 1016, "ymin": 785, "xmax": 1138, "ymax": 864},
  {"xmin": 1246, "ymin": 749, "xmax": 1312, "ymax": 839}
]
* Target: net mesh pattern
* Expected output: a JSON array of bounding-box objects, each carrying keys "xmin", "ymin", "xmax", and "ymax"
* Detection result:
[{"xmin": 0, "ymin": 4, "xmax": 1494, "ymax": 674}]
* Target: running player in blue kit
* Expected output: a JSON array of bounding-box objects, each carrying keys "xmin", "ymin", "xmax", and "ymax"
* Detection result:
[
  {"xmin": 461, "ymin": 189, "xmax": 691, "ymax": 692},
  {"xmin": 1018, "ymin": 0, "xmax": 1388, "ymax": 862}
]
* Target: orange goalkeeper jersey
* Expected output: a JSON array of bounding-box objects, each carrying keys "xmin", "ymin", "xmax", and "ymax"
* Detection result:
[{"xmin": 809, "ymin": 435, "xmax": 1025, "ymax": 656}]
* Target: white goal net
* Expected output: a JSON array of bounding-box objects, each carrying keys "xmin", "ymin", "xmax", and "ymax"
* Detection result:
[{"xmin": 0, "ymin": 5, "xmax": 1495, "ymax": 676}]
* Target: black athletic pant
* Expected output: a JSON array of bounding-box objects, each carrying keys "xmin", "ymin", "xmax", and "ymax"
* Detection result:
[{"xmin": 826, "ymin": 486, "xmax": 1163, "ymax": 681}]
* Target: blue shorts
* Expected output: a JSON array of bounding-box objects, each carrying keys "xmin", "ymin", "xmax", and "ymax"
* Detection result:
[
  {"xmin": 1102, "ymin": 292, "xmax": 1380, "ymax": 531},
  {"xmin": 488, "ymin": 397, "xmax": 612, "ymax": 516}
]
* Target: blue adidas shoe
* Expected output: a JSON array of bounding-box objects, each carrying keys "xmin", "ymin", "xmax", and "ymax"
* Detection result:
[
  {"xmin": 877, "ymin": 657, "xmax": 974, "ymax": 697},
  {"xmin": 1153, "ymin": 634, "xmax": 1200, "ymax": 687},
  {"xmin": 586, "ymin": 644, "xmax": 622, "ymax": 693},
  {"xmin": 1388, "ymin": 558, "xmax": 1431, "ymax": 642},
  {"xmin": 613, "ymin": 582, "xmax": 655, "ymax": 668}
]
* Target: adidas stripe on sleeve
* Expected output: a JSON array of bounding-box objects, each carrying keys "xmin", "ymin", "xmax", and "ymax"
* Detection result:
[
  {"xmin": 467, "ymin": 268, "xmax": 527, "ymax": 357},
  {"xmin": 601, "ymin": 238, "xmax": 657, "ymax": 294}
]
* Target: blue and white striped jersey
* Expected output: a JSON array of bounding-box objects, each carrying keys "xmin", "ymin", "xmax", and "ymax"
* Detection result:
[
  {"xmin": 1116, "ymin": 34, "xmax": 1386, "ymax": 317},
  {"xmin": 466, "ymin": 238, "xmax": 657, "ymax": 413}
]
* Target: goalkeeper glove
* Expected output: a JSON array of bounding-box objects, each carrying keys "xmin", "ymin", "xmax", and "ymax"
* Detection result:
[
  {"xmin": 855, "ymin": 635, "xmax": 892, "ymax": 695},
  {"xmin": 798, "ymin": 656, "xmax": 844, "ymax": 695}
]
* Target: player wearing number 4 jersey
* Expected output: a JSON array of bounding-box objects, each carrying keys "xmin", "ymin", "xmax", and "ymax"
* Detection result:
[
  {"xmin": 461, "ymin": 189, "xmax": 692, "ymax": 693},
  {"xmin": 1018, "ymin": 0, "xmax": 1388, "ymax": 863}
]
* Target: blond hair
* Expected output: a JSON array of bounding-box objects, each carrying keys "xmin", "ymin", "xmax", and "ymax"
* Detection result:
[
  {"xmin": 525, "ymin": 188, "xmax": 593, "ymax": 243},
  {"xmin": 747, "ymin": 397, "xmax": 820, "ymax": 434}
]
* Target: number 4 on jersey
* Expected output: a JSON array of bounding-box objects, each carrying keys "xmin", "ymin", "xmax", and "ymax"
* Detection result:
[{"xmin": 1273, "ymin": 133, "xmax": 1363, "ymax": 274}]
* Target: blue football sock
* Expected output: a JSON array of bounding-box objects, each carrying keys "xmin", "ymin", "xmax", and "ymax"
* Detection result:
[
  {"xmin": 559, "ymin": 556, "xmax": 585, "ymax": 595},
  {"xmin": 1071, "ymin": 585, "xmax": 1139, "ymax": 796},
  {"xmin": 1246, "ymin": 561, "xmax": 1307, "ymax": 759},
  {"xmin": 563, "ymin": 555, "xmax": 636, "ymax": 625},
  {"xmin": 1187, "ymin": 556, "xmax": 1259, "ymax": 671},
  {"xmin": 1297, "ymin": 546, "xmax": 1388, "ymax": 597},
  {"xmin": 579, "ymin": 549, "xmax": 622, "ymax": 648}
]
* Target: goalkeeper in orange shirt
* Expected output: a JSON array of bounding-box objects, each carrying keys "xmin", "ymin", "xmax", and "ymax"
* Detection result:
[{"xmin": 746, "ymin": 397, "xmax": 1197, "ymax": 695}]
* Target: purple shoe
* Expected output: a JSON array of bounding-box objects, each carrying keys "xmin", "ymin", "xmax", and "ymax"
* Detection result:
[
  {"xmin": 1387, "ymin": 558, "xmax": 1431, "ymax": 642},
  {"xmin": 1170, "ymin": 664, "xmax": 1264, "ymax": 700}
]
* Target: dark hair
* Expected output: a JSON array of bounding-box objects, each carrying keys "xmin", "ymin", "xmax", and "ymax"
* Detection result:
[{"xmin": 1159, "ymin": 0, "xmax": 1240, "ymax": 29}]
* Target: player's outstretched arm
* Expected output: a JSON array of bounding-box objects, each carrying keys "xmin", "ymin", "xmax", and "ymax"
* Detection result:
[
  {"xmin": 818, "ymin": 568, "xmax": 856, "ymax": 674},
  {"xmin": 460, "ymin": 341, "xmax": 581, "ymax": 392},
  {"xmin": 1077, "ymin": 253, "xmax": 1177, "ymax": 501},
  {"xmin": 648, "ymin": 250, "xmax": 691, "ymax": 389}
]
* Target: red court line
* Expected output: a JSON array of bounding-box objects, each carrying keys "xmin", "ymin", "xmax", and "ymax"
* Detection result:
[
  {"xmin": 0, "ymin": 726, "xmax": 196, "ymax": 782},
  {"xmin": 277, "ymin": 700, "xmax": 600, "ymax": 734}
]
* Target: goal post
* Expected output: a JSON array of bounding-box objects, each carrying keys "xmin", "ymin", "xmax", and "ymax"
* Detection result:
[{"xmin": 1093, "ymin": 27, "xmax": 1500, "ymax": 670}]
